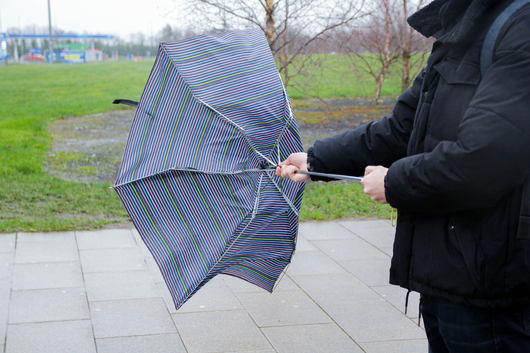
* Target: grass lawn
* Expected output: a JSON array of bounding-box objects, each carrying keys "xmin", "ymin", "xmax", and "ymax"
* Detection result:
[{"xmin": 0, "ymin": 58, "xmax": 402, "ymax": 233}]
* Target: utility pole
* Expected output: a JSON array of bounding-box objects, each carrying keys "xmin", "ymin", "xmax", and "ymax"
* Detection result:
[{"xmin": 47, "ymin": 0, "xmax": 53, "ymax": 63}]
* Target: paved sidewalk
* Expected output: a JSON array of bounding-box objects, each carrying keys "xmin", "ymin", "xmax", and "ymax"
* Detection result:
[{"xmin": 0, "ymin": 220, "xmax": 427, "ymax": 353}]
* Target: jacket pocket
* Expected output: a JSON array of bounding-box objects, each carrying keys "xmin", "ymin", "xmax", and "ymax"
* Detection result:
[
  {"xmin": 450, "ymin": 215, "xmax": 486, "ymax": 295},
  {"xmin": 434, "ymin": 59, "xmax": 481, "ymax": 85}
]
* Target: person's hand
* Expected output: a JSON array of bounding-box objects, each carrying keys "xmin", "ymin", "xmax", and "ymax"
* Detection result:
[
  {"xmin": 275, "ymin": 152, "xmax": 310, "ymax": 183},
  {"xmin": 361, "ymin": 166, "xmax": 388, "ymax": 204}
]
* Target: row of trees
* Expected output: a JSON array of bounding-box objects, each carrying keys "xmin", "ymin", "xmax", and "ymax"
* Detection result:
[
  {"xmin": 177, "ymin": 0, "xmax": 432, "ymax": 101},
  {"xmin": 6, "ymin": 0, "xmax": 432, "ymax": 100}
]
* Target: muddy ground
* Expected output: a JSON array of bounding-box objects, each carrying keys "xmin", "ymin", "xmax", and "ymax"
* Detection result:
[{"xmin": 46, "ymin": 99, "xmax": 394, "ymax": 184}]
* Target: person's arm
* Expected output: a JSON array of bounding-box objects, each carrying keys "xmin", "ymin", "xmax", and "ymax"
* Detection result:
[{"xmin": 306, "ymin": 70, "xmax": 423, "ymax": 179}]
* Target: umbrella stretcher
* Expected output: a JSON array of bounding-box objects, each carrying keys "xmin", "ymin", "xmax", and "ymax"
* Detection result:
[{"xmin": 113, "ymin": 29, "xmax": 305, "ymax": 309}]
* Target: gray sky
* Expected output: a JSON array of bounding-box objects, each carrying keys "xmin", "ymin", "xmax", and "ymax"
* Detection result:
[{"xmin": 0, "ymin": 0, "xmax": 183, "ymax": 39}]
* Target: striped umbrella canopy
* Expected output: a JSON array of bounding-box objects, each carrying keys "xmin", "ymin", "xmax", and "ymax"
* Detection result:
[{"xmin": 113, "ymin": 29, "xmax": 305, "ymax": 310}]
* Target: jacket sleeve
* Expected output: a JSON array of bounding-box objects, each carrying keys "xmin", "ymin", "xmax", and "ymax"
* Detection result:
[
  {"xmin": 385, "ymin": 16, "xmax": 530, "ymax": 213},
  {"xmin": 307, "ymin": 70, "xmax": 423, "ymax": 179}
]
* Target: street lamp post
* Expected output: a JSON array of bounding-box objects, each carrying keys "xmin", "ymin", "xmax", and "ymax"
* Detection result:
[{"xmin": 47, "ymin": 0, "xmax": 53, "ymax": 63}]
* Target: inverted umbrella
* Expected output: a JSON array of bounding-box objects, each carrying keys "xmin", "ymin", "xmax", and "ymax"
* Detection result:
[{"xmin": 113, "ymin": 29, "xmax": 306, "ymax": 309}]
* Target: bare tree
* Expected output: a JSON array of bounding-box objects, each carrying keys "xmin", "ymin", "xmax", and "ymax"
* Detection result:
[
  {"xmin": 335, "ymin": 0, "xmax": 400, "ymax": 102},
  {"xmin": 176, "ymin": 0, "xmax": 365, "ymax": 88},
  {"xmin": 392, "ymin": 0, "xmax": 432, "ymax": 91}
]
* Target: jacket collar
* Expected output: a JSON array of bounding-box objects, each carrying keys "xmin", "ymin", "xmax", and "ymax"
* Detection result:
[{"xmin": 408, "ymin": 0, "xmax": 505, "ymax": 43}]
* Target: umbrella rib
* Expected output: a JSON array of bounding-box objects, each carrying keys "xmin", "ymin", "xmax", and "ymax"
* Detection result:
[
  {"xmin": 194, "ymin": 97, "xmax": 277, "ymax": 167},
  {"xmin": 268, "ymin": 171, "xmax": 300, "ymax": 217}
]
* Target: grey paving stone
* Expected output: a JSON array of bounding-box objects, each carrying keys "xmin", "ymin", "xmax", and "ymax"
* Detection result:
[
  {"xmin": 262, "ymin": 323, "xmax": 364, "ymax": 353},
  {"xmin": 359, "ymin": 339, "xmax": 429, "ymax": 353},
  {"xmin": 312, "ymin": 238, "xmax": 389, "ymax": 262},
  {"xmin": 90, "ymin": 298, "xmax": 177, "ymax": 338},
  {"xmin": 324, "ymin": 301, "xmax": 426, "ymax": 343},
  {"xmin": 289, "ymin": 273, "xmax": 383, "ymax": 306},
  {"xmin": 0, "ymin": 252, "xmax": 14, "ymax": 282},
  {"xmin": 285, "ymin": 250, "xmax": 347, "ymax": 276},
  {"xmin": 339, "ymin": 220, "xmax": 396, "ymax": 248},
  {"xmin": 84, "ymin": 270, "xmax": 160, "ymax": 301},
  {"xmin": 176, "ymin": 276, "xmax": 243, "ymax": 313},
  {"xmin": 5, "ymin": 320, "xmax": 96, "ymax": 353},
  {"xmin": 340, "ymin": 258, "xmax": 392, "ymax": 286},
  {"xmin": 132, "ymin": 229, "xmax": 154, "ymax": 258},
  {"xmin": 76, "ymin": 229, "xmax": 137, "ymax": 249},
  {"xmin": 371, "ymin": 285, "xmax": 421, "ymax": 319},
  {"xmin": 12, "ymin": 262, "xmax": 84, "ymax": 290},
  {"xmin": 15, "ymin": 240, "xmax": 79, "ymax": 264},
  {"xmin": 172, "ymin": 310, "xmax": 272, "ymax": 353},
  {"xmin": 220, "ymin": 272, "xmax": 299, "ymax": 294},
  {"xmin": 96, "ymin": 334, "xmax": 186, "ymax": 353},
  {"xmin": 145, "ymin": 257, "xmax": 165, "ymax": 283},
  {"xmin": 294, "ymin": 235, "xmax": 318, "ymax": 251},
  {"xmin": 298, "ymin": 221, "xmax": 356, "ymax": 240},
  {"xmin": 236, "ymin": 290, "xmax": 332, "ymax": 327},
  {"xmin": 16, "ymin": 231, "xmax": 76, "ymax": 243},
  {"xmin": 0, "ymin": 233, "xmax": 16, "ymax": 253},
  {"xmin": 79, "ymin": 248, "xmax": 146, "ymax": 273},
  {"xmin": 9, "ymin": 287, "xmax": 90, "ymax": 324},
  {"xmin": 0, "ymin": 286, "xmax": 10, "ymax": 349}
]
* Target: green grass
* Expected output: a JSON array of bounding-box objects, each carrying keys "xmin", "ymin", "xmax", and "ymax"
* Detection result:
[
  {"xmin": 283, "ymin": 53, "xmax": 406, "ymax": 99},
  {"xmin": 0, "ymin": 58, "xmax": 398, "ymax": 233},
  {"xmin": 0, "ymin": 61, "xmax": 152, "ymax": 232}
]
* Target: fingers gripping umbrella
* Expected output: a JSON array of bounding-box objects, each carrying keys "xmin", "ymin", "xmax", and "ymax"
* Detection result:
[{"xmin": 113, "ymin": 29, "xmax": 305, "ymax": 309}]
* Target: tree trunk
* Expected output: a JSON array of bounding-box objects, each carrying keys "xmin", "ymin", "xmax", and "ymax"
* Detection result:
[
  {"xmin": 373, "ymin": 0, "xmax": 392, "ymax": 103},
  {"xmin": 265, "ymin": 0, "xmax": 275, "ymax": 49}
]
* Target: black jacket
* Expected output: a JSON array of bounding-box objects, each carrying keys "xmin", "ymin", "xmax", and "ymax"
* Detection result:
[{"xmin": 307, "ymin": 0, "xmax": 530, "ymax": 307}]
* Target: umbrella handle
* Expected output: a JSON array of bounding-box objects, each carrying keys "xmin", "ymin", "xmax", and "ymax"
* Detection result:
[{"xmin": 113, "ymin": 99, "xmax": 139, "ymax": 108}]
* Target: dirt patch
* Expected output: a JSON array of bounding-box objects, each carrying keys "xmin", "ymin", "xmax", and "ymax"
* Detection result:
[{"xmin": 46, "ymin": 100, "xmax": 394, "ymax": 184}]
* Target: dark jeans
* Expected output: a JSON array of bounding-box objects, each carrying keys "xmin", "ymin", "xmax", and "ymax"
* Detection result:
[{"xmin": 422, "ymin": 295, "xmax": 530, "ymax": 353}]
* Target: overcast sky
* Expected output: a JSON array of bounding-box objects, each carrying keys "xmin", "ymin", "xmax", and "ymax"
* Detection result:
[{"xmin": 0, "ymin": 0, "xmax": 184, "ymax": 39}]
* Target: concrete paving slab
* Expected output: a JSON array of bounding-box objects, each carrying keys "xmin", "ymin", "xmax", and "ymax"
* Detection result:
[
  {"xmin": 298, "ymin": 221, "xmax": 356, "ymax": 240},
  {"xmin": 177, "ymin": 277, "xmax": 243, "ymax": 313},
  {"xmin": 11, "ymin": 262, "xmax": 84, "ymax": 290},
  {"xmin": 84, "ymin": 270, "xmax": 160, "ymax": 301},
  {"xmin": 79, "ymin": 248, "xmax": 146, "ymax": 273},
  {"xmin": 145, "ymin": 257, "xmax": 165, "ymax": 283},
  {"xmin": 289, "ymin": 273, "xmax": 383, "ymax": 306},
  {"xmin": 172, "ymin": 310, "xmax": 272, "ymax": 353},
  {"xmin": 132, "ymin": 229, "xmax": 154, "ymax": 258},
  {"xmin": 5, "ymin": 320, "xmax": 96, "ymax": 353},
  {"xmin": 359, "ymin": 339, "xmax": 429, "ymax": 353},
  {"xmin": 339, "ymin": 220, "xmax": 396, "ymax": 248},
  {"xmin": 90, "ymin": 298, "xmax": 177, "ymax": 338},
  {"xmin": 0, "ymin": 233, "xmax": 16, "ymax": 253},
  {"xmin": 220, "ymin": 272, "xmax": 299, "ymax": 294},
  {"xmin": 340, "ymin": 258, "xmax": 392, "ymax": 286},
  {"xmin": 294, "ymin": 235, "xmax": 318, "ymax": 251},
  {"xmin": 312, "ymin": 238, "xmax": 389, "ymax": 262},
  {"xmin": 96, "ymin": 333, "xmax": 187, "ymax": 353},
  {"xmin": 15, "ymin": 240, "xmax": 79, "ymax": 264},
  {"xmin": 371, "ymin": 285, "xmax": 421, "ymax": 319},
  {"xmin": 16, "ymin": 231, "xmax": 76, "ymax": 243},
  {"xmin": 236, "ymin": 290, "xmax": 333, "ymax": 327},
  {"xmin": 0, "ymin": 252, "xmax": 14, "ymax": 282},
  {"xmin": 9, "ymin": 287, "xmax": 89, "ymax": 324},
  {"xmin": 324, "ymin": 301, "xmax": 426, "ymax": 343},
  {"xmin": 262, "ymin": 323, "xmax": 364, "ymax": 353},
  {"xmin": 76, "ymin": 229, "xmax": 136, "ymax": 249},
  {"xmin": 285, "ymin": 250, "xmax": 347, "ymax": 276}
]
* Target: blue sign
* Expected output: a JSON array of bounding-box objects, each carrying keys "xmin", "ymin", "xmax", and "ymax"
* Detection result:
[
  {"xmin": 30, "ymin": 48, "xmax": 43, "ymax": 54},
  {"xmin": 59, "ymin": 51, "xmax": 86, "ymax": 64},
  {"xmin": 1, "ymin": 33, "xmax": 7, "ymax": 63}
]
